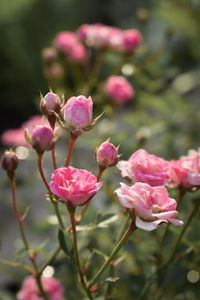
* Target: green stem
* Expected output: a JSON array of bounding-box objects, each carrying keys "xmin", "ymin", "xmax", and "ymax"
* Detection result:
[
  {"xmin": 52, "ymin": 200, "xmax": 66, "ymax": 231},
  {"xmin": 67, "ymin": 205, "xmax": 94, "ymax": 300},
  {"xmin": 11, "ymin": 178, "xmax": 50, "ymax": 300},
  {"xmin": 39, "ymin": 245, "xmax": 61, "ymax": 276},
  {"xmin": 168, "ymin": 198, "xmax": 200, "ymax": 264},
  {"xmin": 64, "ymin": 132, "xmax": 77, "ymax": 167},
  {"xmin": 87, "ymin": 50, "xmax": 105, "ymax": 93},
  {"xmin": 87, "ymin": 218, "xmax": 136, "ymax": 289},
  {"xmin": 0, "ymin": 258, "xmax": 33, "ymax": 273}
]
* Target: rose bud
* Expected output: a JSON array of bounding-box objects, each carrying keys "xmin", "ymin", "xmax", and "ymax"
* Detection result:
[
  {"xmin": 41, "ymin": 47, "xmax": 57, "ymax": 64},
  {"xmin": 62, "ymin": 95, "xmax": 93, "ymax": 136},
  {"xmin": 95, "ymin": 138, "xmax": 119, "ymax": 168},
  {"xmin": 25, "ymin": 125, "xmax": 58, "ymax": 155},
  {"xmin": 40, "ymin": 92, "xmax": 61, "ymax": 128},
  {"xmin": 1, "ymin": 149, "xmax": 19, "ymax": 179}
]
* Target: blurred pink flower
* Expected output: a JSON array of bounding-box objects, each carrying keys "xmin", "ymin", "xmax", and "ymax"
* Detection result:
[
  {"xmin": 68, "ymin": 43, "xmax": 88, "ymax": 63},
  {"xmin": 117, "ymin": 149, "xmax": 169, "ymax": 186},
  {"xmin": 1, "ymin": 115, "xmax": 48, "ymax": 148},
  {"xmin": 115, "ymin": 182, "xmax": 183, "ymax": 231},
  {"xmin": 50, "ymin": 167, "xmax": 103, "ymax": 205},
  {"xmin": 17, "ymin": 276, "xmax": 64, "ymax": 300},
  {"xmin": 123, "ymin": 29, "xmax": 142, "ymax": 53},
  {"xmin": 63, "ymin": 95, "xmax": 93, "ymax": 132},
  {"xmin": 54, "ymin": 31, "xmax": 77, "ymax": 53},
  {"xmin": 103, "ymin": 75, "xmax": 134, "ymax": 104}
]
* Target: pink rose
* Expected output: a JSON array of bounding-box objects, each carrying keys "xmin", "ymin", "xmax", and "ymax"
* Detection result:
[
  {"xmin": 50, "ymin": 167, "xmax": 103, "ymax": 205},
  {"xmin": 187, "ymin": 154, "xmax": 200, "ymax": 186},
  {"xmin": 103, "ymin": 76, "xmax": 134, "ymax": 104},
  {"xmin": 17, "ymin": 276, "xmax": 64, "ymax": 300},
  {"xmin": 123, "ymin": 29, "xmax": 142, "ymax": 53},
  {"xmin": 63, "ymin": 95, "xmax": 93, "ymax": 132},
  {"xmin": 95, "ymin": 139, "xmax": 119, "ymax": 167},
  {"xmin": 115, "ymin": 182, "xmax": 183, "ymax": 231},
  {"xmin": 107, "ymin": 28, "xmax": 124, "ymax": 52},
  {"xmin": 117, "ymin": 149, "xmax": 169, "ymax": 186},
  {"xmin": 76, "ymin": 24, "xmax": 90, "ymax": 41}
]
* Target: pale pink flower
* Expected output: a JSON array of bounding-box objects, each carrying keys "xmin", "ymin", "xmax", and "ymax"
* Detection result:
[
  {"xmin": 85, "ymin": 24, "xmax": 111, "ymax": 49},
  {"xmin": 17, "ymin": 276, "xmax": 63, "ymax": 300},
  {"xmin": 50, "ymin": 167, "xmax": 103, "ymax": 205},
  {"xmin": 63, "ymin": 95, "xmax": 93, "ymax": 132},
  {"xmin": 115, "ymin": 182, "xmax": 183, "ymax": 231},
  {"xmin": 123, "ymin": 29, "xmax": 142, "ymax": 53},
  {"xmin": 187, "ymin": 154, "xmax": 200, "ymax": 186},
  {"xmin": 41, "ymin": 92, "xmax": 61, "ymax": 115},
  {"xmin": 95, "ymin": 139, "xmax": 119, "ymax": 167},
  {"xmin": 1, "ymin": 115, "xmax": 48, "ymax": 147},
  {"xmin": 54, "ymin": 31, "xmax": 77, "ymax": 53},
  {"xmin": 68, "ymin": 43, "xmax": 87, "ymax": 63},
  {"xmin": 107, "ymin": 28, "xmax": 124, "ymax": 52},
  {"xmin": 103, "ymin": 76, "xmax": 134, "ymax": 104},
  {"xmin": 117, "ymin": 149, "xmax": 169, "ymax": 186}
]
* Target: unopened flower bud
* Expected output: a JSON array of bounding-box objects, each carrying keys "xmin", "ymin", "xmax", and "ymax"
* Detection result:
[
  {"xmin": 123, "ymin": 29, "xmax": 142, "ymax": 53},
  {"xmin": 25, "ymin": 125, "xmax": 58, "ymax": 155},
  {"xmin": 63, "ymin": 95, "xmax": 93, "ymax": 136},
  {"xmin": 41, "ymin": 47, "xmax": 57, "ymax": 63},
  {"xmin": 95, "ymin": 138, "xmax": 119, "ymax": 168},
  {"xmin": 1, "ymin": 149, "xmax": 19, "ymax": 179},
  {"xmin": 40, "ymin": 92, "xmax": 61, "ymax": 128}
]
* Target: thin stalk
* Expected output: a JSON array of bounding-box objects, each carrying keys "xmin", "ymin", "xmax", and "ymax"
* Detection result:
[
  {"xmin": 116, "ymin": 214, "xmax": 130, "ymax": 243},
  {"xmin": 37, "ymin": 154, "xmax": 51, "ymax": 193},
  {"xmin": 104, "ymin": 264, "xmax": 114, "ymax": 300},
  {"xmin": 87, "ymin": 50, "xmax": 105, "ymax": 93},
  {"xmin": 168, "ymin": 198, "xmax": 200, "ymax": 264},
  {"xmin": 87, "ymin": 219, "xmax": 136, "ymax": 289},
  {"xmin": 51, "ymin": 200, "xmax": 66, "ymax": 231},
  {"xmin": 11, "ymin": 178, "xmax": 50, "ymax": 300},
  {"xmin": 39, "ymin": 245, "xmax": 61, "ymax": 276},
  {"xmin": 0, "ymin": 258, "xmax": 33, "ymax": 273},
  {"xmin": 64, "ymin": 132, "xmax": 77, "ymax": 167},
  {"xmin": 67, "ymin": 205, "xmax": 94, "ymax": 300},
  {"xmin": 51, "ymin": 147, "xmax": 57, "ymax": 169}
]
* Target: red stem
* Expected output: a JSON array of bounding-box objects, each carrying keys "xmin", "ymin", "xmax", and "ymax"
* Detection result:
[
  {"xmin": 37, "ymin": 154, "xmax": 51, "ymax": 193},
  {"xmin": 51, "ymin": 147, "xmax": 57, "ymax": 169},
  {"xmin": 64, "ymin": 132, "xmax": 77, "ymax": 167}
]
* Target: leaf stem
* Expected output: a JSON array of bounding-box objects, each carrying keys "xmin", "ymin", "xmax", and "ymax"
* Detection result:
[{"xmin": 87, "ymin": 218, "xmax": 136, "ymax": 289}]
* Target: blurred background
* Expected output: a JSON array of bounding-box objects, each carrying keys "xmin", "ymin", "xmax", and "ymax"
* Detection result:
[{"xmin": 1, "ymin": 0, "xmax": 200, "ymax": 299}]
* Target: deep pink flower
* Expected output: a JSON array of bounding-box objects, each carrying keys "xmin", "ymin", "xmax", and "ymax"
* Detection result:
[
  {"xmin": 50, "ymin": 167, "xmax": 103, "ymax": 205},
  {"xmin": 117, "ymin": 149, "xmax": 169, "ymax": 186},
  {"xmin": 95, "ymin": 139, "xmax": 119, "ymax": 167},
  {"xmin": 115, "ymin": 182, "xmax": 183, "ymax": 231},
  {"xmin": 1, "ymin": 115, "xmax": 48, "ymax": 147},
  {"xmin": 123, "ymin": 29, "xmax": 142, "ymax": 53},
  {"xmin": 63, "ymin": 95, "xmax": 93, "ymax": 132},
  {"xmin": 103, "ymin": 76, "xmax": 134, "ymax": 104},
  {"xmin": 54, "ymin": 31, "xmax": 77, "ymax": 53},
  {"xmin": 17, "ymin": 276, "xmax": 63, "ymax": 300}
]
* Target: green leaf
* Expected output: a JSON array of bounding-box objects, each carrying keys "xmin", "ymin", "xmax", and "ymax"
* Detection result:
[
  {"xmin": 97, "ymin": 214, "xmax": 119, "ymax": 228},
  {"xmin": 58, "ymin": 229, "xmax": 73, "ymax": 259},
  {"xmin": 92, "ymin": 248, "xmax": 108, "ymax": 260}
]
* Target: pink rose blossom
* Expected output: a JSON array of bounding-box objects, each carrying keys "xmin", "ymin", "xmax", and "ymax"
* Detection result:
[
  {"xmin": 123, "ymin": 29, "xmax": 142, "ymax": 53},
  {"xmin": 17, "ymin": 276, "xmax": 63, "ymax": 300},
  {"xmin": 76, "ymin": 24, "xmax": 90, "ymax": 41},
  {"xmin": 107, "ymin": 28, "xmax": 124, "ymax": 52},
  {"xmin": 115, "ymin": 182, "xmax": 183, "ymax": 231},
  {"xmin": 85, "ymin": 24, "xmax": 111, "ymax": 49},
  {"xmin": 103, "ymin": 76, "xmax": 134, "ymax": 104},
  {"xmin": 50, "ymin": 167, "xmax": 103, "ymax": 205},
  {"xmin": 54, "ymin": 31, "xmax": 77, "ymax": 53},
  {"xmin": 187, "ymin": 154, "xmax": 200, "ymax": 186},
  {"xmin": 95, "ymin": 139, "xmax": 119, "ymax": 167},
  {"xmin": 117, "ymin": 149, "xmax": 169, "ymax": 186},
  {"xmin": 1, "ymin": 115, "xmax": 48, "ymax": 147},
  {"xmin": 63, "ymin": 95, "xmax": 93, "ymax": 132}
]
